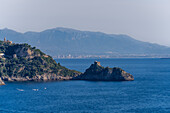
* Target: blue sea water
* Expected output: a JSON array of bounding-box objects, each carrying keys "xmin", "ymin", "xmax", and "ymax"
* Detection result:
[{"xmin": 1, "ymin": 58, "xmax": 170, "ymax": 113}]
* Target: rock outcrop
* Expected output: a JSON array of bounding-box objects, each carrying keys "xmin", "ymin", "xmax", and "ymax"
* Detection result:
[
  {"xmin": 0, "ymin": 40, "xmax": 81, "ymax": 82},
  {"xmin": 74, "ymin": 61, "xmax": 134, "ymax": 81},
  {"xmin": 0, "ymin": 78, "xmax": 5, "ymax": 85}
]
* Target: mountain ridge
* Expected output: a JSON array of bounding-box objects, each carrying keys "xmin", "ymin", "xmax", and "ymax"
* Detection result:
[{"xmin": 0, "ymin": 27, "xmax": 170, "ymax": 58}]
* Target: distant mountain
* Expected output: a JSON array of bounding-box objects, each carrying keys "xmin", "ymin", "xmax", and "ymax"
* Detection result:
[{"xmin": 0, "ymin": 27, "xmax": 170, "ymax": 58}]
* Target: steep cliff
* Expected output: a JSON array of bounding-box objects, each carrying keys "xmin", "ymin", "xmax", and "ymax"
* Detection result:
[
  {"xmin": 0, "ymin": 40, "xmax": 81, "ymax": 82},
  {"xmin": 75, "ymin": 61, "xmax": 134, "ymax": 81}
]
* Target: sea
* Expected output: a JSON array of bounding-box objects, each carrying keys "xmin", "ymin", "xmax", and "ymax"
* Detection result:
[{"xmin": 0, "ymin": 58, "xmax": 170, "ymax": 113}]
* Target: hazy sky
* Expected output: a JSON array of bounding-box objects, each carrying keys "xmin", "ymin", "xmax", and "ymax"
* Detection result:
[{"xmin": 0, "ymin": 0, "xmax": 170, "ymax": 46}]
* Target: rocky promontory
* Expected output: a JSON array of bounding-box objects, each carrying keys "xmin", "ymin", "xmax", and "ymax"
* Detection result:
[
  {"xmin": 74, "ymin": 61, "xmax": 134, "ymax": 81},
  {"xmin": 0, "ymin": 38, "xmax": 134, "ymax": 83},
  {"xmin": 0, "ymin": 39, "xmax": 81, "ymax": 82}
]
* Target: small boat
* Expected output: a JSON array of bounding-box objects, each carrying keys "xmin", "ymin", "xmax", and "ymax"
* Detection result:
[
  {"xmin": 17, "ymin": 88, "xmax": 24, "ymax": 91},
  {"xmin": 44, "ymin": 87, "xmax": 47, "ymax": 90},
  {"xmin": 32, "ymin": 89, "xmax": 39, "ymax": 91}
]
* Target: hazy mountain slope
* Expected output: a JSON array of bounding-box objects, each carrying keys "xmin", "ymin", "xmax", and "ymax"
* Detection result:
[{"xmin": 0, "ymin": 27, "xmax": 170, "ymax": 57}]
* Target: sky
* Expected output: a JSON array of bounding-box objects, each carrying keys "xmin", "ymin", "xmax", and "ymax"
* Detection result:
[{"xmin": 0, "ymin": 0, "xmax": 170, "ymax": 46}]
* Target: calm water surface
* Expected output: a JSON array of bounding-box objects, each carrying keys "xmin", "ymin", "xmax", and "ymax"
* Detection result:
[{"xmin": 0, "ymin": 58, "xmax": 170, "ymax": 113}]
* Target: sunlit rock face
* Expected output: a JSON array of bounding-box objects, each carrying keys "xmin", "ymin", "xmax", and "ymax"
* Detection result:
[{"xmin": 0, "ymin": 78, "xmax": 5, "ymax": 85}]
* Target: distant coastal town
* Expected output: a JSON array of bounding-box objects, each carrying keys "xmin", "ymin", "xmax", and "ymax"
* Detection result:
[{"xmin": 53, "ymin": 54, "xmax": 170, "ymax": 59}]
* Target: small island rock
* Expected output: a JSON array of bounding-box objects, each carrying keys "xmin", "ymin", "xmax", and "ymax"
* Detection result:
[{"xmin": 74, "ymin": 61, "xmax": 134, "ymax": 81}]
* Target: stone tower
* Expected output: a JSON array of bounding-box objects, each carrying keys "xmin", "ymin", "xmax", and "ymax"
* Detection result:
[
  {"xmin": 94, "ymin": 61, "xmax": 101, "ymax": 66},
  {"xmin": 4, "ymin": 37, "xmax": 6, "ymax": 42}
]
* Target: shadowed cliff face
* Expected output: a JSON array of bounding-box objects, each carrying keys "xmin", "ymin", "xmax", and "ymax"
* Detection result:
[
  {"xmin": 74, "ymin": 61, "xmax": 134, "ymax": 81},
  {"xmin": 0, "ymin": 40, "xmax": 81, "ymax": 82},
  {"xmin": 4, "ymin": 44, "xmax": 40, "ymax": 59}
]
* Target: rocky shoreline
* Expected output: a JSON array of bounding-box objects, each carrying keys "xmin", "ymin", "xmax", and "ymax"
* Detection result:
[
  {"xmin": 0, "ymin": 75, "xmax": 73, "ymax": 82},
  {"xmin": 0, "ymin": 61, "xmax": 134, "ymax": 85}
]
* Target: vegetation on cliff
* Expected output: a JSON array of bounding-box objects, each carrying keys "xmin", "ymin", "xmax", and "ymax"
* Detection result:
[{"xmin": 0, "ymin": 40, "xmax": 81, "ymax": 81}]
